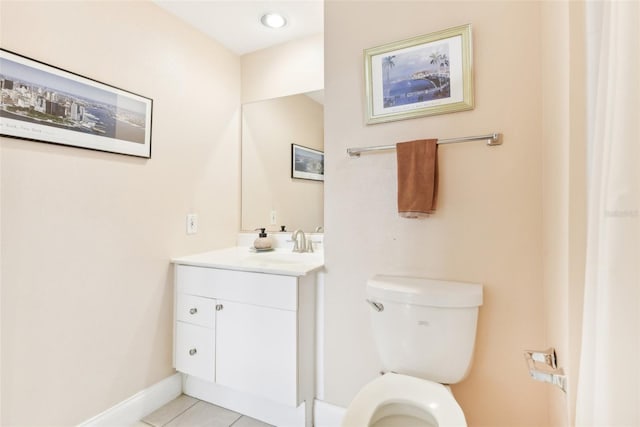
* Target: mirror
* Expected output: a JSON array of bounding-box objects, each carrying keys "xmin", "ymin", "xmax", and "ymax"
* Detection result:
[{"xmin": 241, "ymin": 91, "xmax": 324, "ymax": 233}]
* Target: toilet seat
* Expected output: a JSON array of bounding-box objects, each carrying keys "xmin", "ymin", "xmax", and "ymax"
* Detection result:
[{"xmin": 341, "ymin": 373, "xmax": 467, "ymax": 427}]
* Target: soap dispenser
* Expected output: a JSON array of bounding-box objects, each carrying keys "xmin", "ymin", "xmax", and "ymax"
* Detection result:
[{"xmin": 253, "ymin": 228, "xmax": 273, "ymax": 250}]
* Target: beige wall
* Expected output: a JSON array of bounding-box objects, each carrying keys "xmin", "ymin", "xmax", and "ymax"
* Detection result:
[
  {"xmin": 541, "ymin": 3, "xmax": 571, "ymax": 424},
  {"xmin": 241, "ymin": 34, "xmax": 324, "ymax": 104},
  {"xmin": 324, "ymin": 1, "xmax": 548, "ymax": 425},
  {"xmin": 242, "ymin": 94, "xmax": 324, "ymax": 232},
  {"xmin": 541, "ymin": 2, "xmax": 587, "ymax": 425},
  {"xmin": 0, "ymin": 1, "xmax": 240, "ymax": 425}
]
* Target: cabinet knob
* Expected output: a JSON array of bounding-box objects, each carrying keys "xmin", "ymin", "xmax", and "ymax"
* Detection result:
[
  {"xmin": 216, "ymin": 304, "xmax": 224, "ymax": 311},
  {"xmin": 189, "ymin": 348, "xmax": 197, "ymax": 356},
  {"xmin": 189, "ymin": 307, "xmax": 198, "ymax": 315}
]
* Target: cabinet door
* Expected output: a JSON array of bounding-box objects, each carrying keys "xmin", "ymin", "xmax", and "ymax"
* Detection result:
[
  {"xmin": 216, "ymin": 300, "xmax": 298, "ymax": 406},
  {"xmin": 175, "ymin": 321, "xmax": 215, "ymax": 382}
]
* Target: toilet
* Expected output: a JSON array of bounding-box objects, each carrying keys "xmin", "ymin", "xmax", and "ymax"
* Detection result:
[{"xmin": 342, "ymin": 275, "xmax": 483, "ymax": 427}]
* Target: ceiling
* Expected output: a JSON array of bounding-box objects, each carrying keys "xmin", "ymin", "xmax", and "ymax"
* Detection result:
[{"xmin": 153, "ymin": 0, "xmax": 324, "ymax": 56}]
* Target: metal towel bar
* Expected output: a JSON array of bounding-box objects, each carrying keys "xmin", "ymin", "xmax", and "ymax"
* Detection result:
[{"xmin": 347, "ymin": 132, "xmax": 502, "ymax": 157}]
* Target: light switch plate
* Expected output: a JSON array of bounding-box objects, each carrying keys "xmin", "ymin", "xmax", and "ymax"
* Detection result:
[{"xmin": 186, "ymin": 214, "xmax": 198, "ymax": 234}]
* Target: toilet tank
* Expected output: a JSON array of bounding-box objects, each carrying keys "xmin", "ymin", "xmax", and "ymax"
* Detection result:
[{"xmin": 367, "ymin": 275, "xmax": 483, "ymax": 384}]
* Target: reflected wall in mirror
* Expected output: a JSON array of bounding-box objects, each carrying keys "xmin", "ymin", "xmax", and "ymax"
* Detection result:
[{"xmin": 241, "ymin": 91, "xmax": 324, "ymax": 233}]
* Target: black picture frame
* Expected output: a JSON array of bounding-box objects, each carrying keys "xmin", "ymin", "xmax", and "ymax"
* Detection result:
[
  {"xmin": 0, "ymin": 48, "xmax": 153, "ymax": 158},
  {"xmin": 291, "ymin": 143, "xmax": 324, "ymax": 181}
]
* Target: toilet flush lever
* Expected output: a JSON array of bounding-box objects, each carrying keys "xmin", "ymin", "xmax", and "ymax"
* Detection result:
[{"xmin": 366, "ymin": 299, "xmax": 384, "ymax": 312}]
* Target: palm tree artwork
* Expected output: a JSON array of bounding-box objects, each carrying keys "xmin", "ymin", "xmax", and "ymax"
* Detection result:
[
  {"xmin": 429, "ymin": 52, "xmax": 449, "ymax": 92},
  {"xmin": 382, "ymin": 55, "xmax": 396, "ymax": 96}
]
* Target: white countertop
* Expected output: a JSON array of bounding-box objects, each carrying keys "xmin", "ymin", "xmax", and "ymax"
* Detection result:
[{"xmin": 172, "ymin": 246, "xmax": 324, "ymax": 277}]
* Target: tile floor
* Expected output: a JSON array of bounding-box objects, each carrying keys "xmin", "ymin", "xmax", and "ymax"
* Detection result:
[{"xmin": 134, "ymin": 394, "xmax": 273, "ymax": 427}]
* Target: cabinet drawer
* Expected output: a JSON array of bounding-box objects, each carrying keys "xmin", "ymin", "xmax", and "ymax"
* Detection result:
[
  {"xmin": 176, "ymin": 265, "xmax": 298, "ymax": 311},
  {"xmin": 176, "ymin": 293, "xmax": 216, "ymax": 328},
  {"xmin": 175, "ymin": 321, "xmax": 215, "ymax": 382}
]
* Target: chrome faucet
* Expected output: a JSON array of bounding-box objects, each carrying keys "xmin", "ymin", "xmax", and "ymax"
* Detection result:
[{"xmin": 291, "ymin": 229, "xmax": 308, "ymax": 253}]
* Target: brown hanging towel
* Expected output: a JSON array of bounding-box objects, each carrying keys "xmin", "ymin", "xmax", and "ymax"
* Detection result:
[{"xmin": 396, "ymin": 139, "xmax": 439, "ymax": 218}]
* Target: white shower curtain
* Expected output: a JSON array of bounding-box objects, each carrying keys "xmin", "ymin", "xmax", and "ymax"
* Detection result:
[{"xmin": 575, "ymin": 1, "xmax": 640, "ymax": 426}]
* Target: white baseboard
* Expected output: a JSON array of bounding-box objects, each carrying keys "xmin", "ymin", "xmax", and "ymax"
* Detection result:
[
  {"xmin": 314, "ymin": 399, "xmax": 346, "ymax": 427},
  {"xmin": 77, "ymin": 375, "xmax": 345, "ymax": 427},
  {"xmin": 78, "ymin": 373, "xmax": 182, "ymax": 427}
]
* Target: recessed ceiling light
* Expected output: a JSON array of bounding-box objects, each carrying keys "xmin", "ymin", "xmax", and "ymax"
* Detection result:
[{"xmin": 260, "ymin": 13, "xmax": 287, "ymax": 29}]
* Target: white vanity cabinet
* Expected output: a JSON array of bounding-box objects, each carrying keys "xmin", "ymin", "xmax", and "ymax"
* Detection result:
[{"xmin": 173, "ymin": 263, "xmax": 316, "ymax": 410}]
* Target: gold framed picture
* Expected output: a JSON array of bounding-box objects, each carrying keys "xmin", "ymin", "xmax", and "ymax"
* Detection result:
[{"xmin": 364, "ymin": 24, "xmax": 474, "ymax": 125}]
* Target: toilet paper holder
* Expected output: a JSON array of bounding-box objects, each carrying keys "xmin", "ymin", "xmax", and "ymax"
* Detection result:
[
  {"xmin": 524, "ymin": 347, "xmax": 558, "ymax": 369},
  {"xmin": 524, "ymin": 347, "xmax": 567, "ymax": 393}
]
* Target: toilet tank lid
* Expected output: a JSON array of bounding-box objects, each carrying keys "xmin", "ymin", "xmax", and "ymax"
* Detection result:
[{"xmin": 367, "ymin": 275, "xmax": 483, "ymax": 308}]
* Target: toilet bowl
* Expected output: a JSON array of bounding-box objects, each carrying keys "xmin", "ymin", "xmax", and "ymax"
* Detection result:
[
  {"xmin": 341, "ymin": 373, "xmax": 466, "ymax": 427},
  {"xmin": 342, "ymin": 275, "xmax": 483, "ymax": 427}
]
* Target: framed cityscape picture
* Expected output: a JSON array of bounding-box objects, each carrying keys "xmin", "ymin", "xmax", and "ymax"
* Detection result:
[
  {"xmin": 364, "ymin": 24, "xmax": 474, "ymax": 125},
  {"xmin": 291, "ymin": 143, "xmax": 324, "ymax": 181},
  {"xmin": 0, "ymin": 49, "xmax": 153, "ymax": 158}
]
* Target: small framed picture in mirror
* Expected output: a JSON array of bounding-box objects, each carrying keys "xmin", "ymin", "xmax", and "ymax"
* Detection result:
[{"xmin": 291, "ymin": 143, "xmax": 324, "ymax": 181}]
